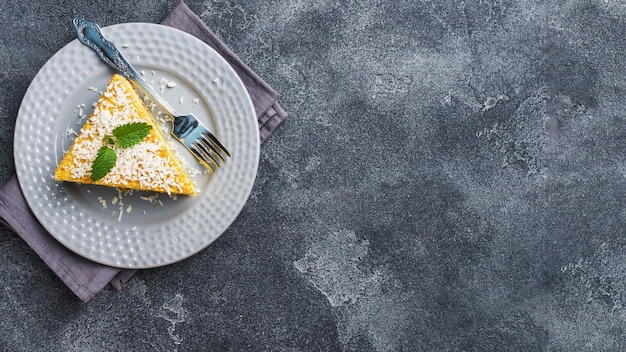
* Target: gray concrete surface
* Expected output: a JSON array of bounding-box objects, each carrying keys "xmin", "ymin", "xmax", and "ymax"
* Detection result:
[{"xmin": 1, "ymin": 0, "xmax": 625, "ymax": 351}]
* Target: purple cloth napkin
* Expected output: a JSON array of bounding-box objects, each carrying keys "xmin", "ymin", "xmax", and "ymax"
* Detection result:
[{"xmin": 0, "ymin": 0, "xmax": 286, "ymax": 302}]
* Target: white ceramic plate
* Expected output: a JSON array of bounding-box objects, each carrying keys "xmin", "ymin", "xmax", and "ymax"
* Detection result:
[{"xmin": 14, "ymin": 23, "xmax": 259, "ymax": 268}]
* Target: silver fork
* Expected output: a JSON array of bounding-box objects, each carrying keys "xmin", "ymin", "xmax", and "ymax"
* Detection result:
[{"xmin": 72, "ymin": 18, "xmax": 230, "ymax": 172}]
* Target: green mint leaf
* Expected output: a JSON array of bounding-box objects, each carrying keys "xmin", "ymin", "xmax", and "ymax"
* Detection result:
[
  {"xmin": 91, "ymin": 146, "xmax": 117, "ymax": 181},
  {"xmin": 104, "ymin": 135, "xmax": 116, "ymax": 146},
  {"xmin": 112, "ymin": 122, "xmax": 152, "ymax": 148}
]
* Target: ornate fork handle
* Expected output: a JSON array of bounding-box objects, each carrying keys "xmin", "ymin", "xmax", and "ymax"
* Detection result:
[{"xmin": 73, "ymin": 18, "xmax": 180, "ymax": 119}]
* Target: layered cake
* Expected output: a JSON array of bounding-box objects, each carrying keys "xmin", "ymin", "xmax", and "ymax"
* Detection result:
[{"xmin": 54, "ymin": 74, "xmax": 197, "ymax": 196}]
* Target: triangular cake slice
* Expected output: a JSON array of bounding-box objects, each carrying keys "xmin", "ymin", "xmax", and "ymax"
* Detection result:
[{"xmin": 54, "ymin": 74, "xmax": 197, "ymax": 196}]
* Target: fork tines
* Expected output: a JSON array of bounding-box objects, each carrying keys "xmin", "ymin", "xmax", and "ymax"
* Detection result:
[{"xmin": 191, "ymin": 133, "xmax": 230, "ymax": 172}]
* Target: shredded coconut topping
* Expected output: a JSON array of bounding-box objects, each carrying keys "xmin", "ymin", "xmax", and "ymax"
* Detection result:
[{"xmin": 69, "ymin": 79, "xmax": 185, "ymax": 193}]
